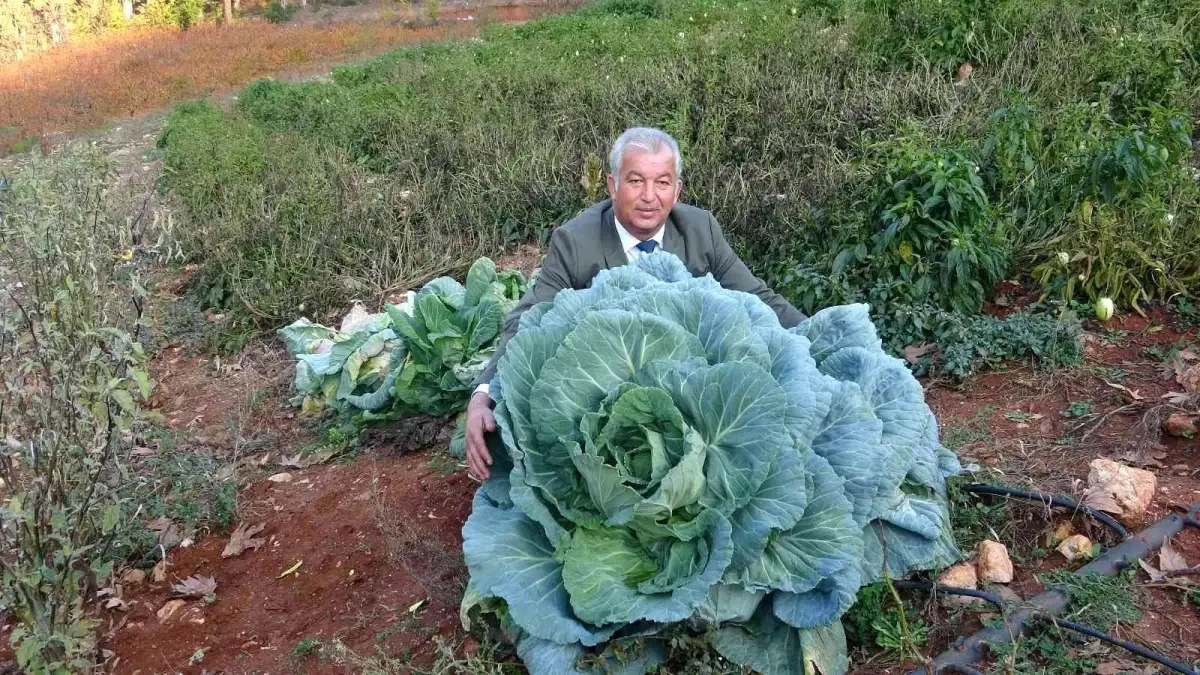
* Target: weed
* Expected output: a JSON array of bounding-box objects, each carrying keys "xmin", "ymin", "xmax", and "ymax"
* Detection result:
[
  {"xmin": 1004, "ymin": 410, "xmax": 1036, "ymax": 423},
  {"xmin": 1041, "ymin": 569, "xmax": 1142, "ymax": 631},
  {"xmin": 370, "ymin": 473, "xmax": 465, "ymax": 605},
  {"xmin": 942, "ymin": 405, "xmax": 998, "ymax": 452},
  {"xmin": 426, "ymin": 450, "xmax": 459, "ymax": 478},
  {"xmin": 263, "ymin": 1, "xmax": 300, "ymax": 24},
  {"xmin": 1099, "ymin": 328, "xmax": 1129, "ymax": 347},
  {"xmin": 0, "ymin": 148, "xmax": 157, "ymax": 672},
  {"xmin": 1061, "ymin": 400, "xmax": 1094, "ymax": 418},
  {"xmin": 948, "ymin": 477, "xmax": 1009, "ymax": 552},
  {"xmin": 987, "ymin": 624, "xmax": 1096, "ymax": 675},
  {"xmin": 290, "ymin": 637, "xmax": 323, "ymax": 662}
]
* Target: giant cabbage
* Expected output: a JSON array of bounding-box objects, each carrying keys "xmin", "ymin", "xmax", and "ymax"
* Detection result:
[{"xmin": 461, "ymin": 252, "xmax": 960, "ymax": 674}]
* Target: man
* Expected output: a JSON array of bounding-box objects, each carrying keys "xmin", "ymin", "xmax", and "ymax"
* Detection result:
[{"xmin": 464, "ymin": 127, "xmax": 805, "ymax": 481}]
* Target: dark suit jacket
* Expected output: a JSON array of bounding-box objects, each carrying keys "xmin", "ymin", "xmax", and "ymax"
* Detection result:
[{"xmin": 473, "ymin": 199, "xmax": 805, "ymax": 389}]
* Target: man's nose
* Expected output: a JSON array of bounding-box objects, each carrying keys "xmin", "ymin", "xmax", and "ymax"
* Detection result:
[{"xmin": 639, "ymin": 183, "xmax": 656, "ymax": 202}]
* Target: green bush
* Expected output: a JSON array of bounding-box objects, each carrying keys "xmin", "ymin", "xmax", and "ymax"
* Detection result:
[
  {"xmin": 263, "ymin": 0, "xmax": 299, "ymax": 24},
  {"xmin": 158, "ymin": 0, "xmax": 1200, "ymax": 352}
]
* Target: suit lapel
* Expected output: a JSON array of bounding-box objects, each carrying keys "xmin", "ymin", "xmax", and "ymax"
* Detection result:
[
  {"xmin": 599, "ymin": 203, "xmax": 627, "ymax": 269},
  {"xmin": 662, "ymin": 214, "xmax": 684, "ymax": 258}
]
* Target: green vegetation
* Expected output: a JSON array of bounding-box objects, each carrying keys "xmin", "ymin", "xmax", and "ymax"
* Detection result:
[
  {"xmin": 0, "ymin": 149, "xmax": 157, "ymax": 673},
  {"xmin": 157, "ymin": 0, "xmax": 1199, "ymax": 376},
  {"xmin": 1042, "ymin": 569, "xmax": 1142, "ymax": 632}
]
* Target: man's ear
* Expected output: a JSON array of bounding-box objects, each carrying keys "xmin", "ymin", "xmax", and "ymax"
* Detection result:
[
  {"xmin": 606, "ymin": 173, "xmax": 617, "ymax": 198},
  {"xmin": 673, "ymin": 179, "xmax": 683, "ymax": 204}
]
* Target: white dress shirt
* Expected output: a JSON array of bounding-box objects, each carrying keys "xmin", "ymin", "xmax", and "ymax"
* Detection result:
[{"xmin": 474, "ymin": 217, "xmax": 665, "ymax": 397}]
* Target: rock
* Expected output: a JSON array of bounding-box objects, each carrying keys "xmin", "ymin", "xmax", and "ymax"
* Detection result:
[
  {"xmin": 1057, "ymin": 534, "xmax": 1095, "ymax": 562},
  {"xmin": 267, "ymin": 472, "xmax": 293, "ymax": 483},
  {"xmin": 976, "ymin": 540, "xmax": 1014, "ymax": 583},
  {"xmin": 1163, "ymin": 414, "xmax": 1199, "ymax": 438},
  {"xmin": 1083, "ymin": 459, "xmax": 1157, "ymax": 527},
  {"xmin": 1046, "ymin": 521, "xmax": 1076, "ymax": 547},
  {"xmin": 120, "ymin": 569, "xmax": 146, "ymax": 586},
  {"xmin": 156, "ymin": 599, "xmax": 187, "ymax": 622},
  {"xmin": 937, "ymin": 562, "xmax": 979, "ymax": 608}
]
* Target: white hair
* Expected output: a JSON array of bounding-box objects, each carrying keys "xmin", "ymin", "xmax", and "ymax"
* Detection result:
[{"xmin": 608, "ymin": 127, "xmax": 683, "ymax": 181}]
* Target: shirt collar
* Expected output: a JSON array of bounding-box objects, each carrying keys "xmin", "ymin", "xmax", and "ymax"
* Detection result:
[{"xmin": 614, "ymin": 216, "xmax": 665, "ymax": 255}]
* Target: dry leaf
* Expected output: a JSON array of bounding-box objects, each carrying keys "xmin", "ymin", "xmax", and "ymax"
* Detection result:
[
  {"xmin": 156, "ymin": 599, "xmax": 187, "ymax": 622},
  {"xmin": 1138, "ymin": 557, "xmax": 1165, "ymax": 583},
  {"xmin": 903, "ymin": 342, "xmax": 937, "ymax": 365},
  {"xmin": 170, "ymin": 575, "xmax": 217, "ymax": 599},
  {"xmin": 152, "ymin": 558, "xmax": 170, "ymax": 583},
  {"xmin": 300, "ymin": 449, "xmax": 337, "ymax": 467},
  {"xmin": 1162, "ymin": 390, "xmax": 1195, "ymax": 406},
  {"xmin": 222, "ymin": 522, "xmax": 266, "ymax": 559},
  {"xmin": 1180, "ymin": 364, "xmax": 1200, "ymax": 394},
  {"xmin": 1160, "ymin": 349, "xmax": 1199, "ymax": 382},
  {"xmin": 1160, "ymin": 540, "xmax": 1189, "ymax": 572},
  {"xmin": 279, "ymin": 453, "xmax": 302, "ymax": 468},
  {"xmin": 145, "ymin": 517, "xmax": 182, "ymax": 548},
  {"xmin": 1102, "ymin": 380, "xmax": 1143, "ymax": 401},
  {"xmin": 1096, "ymin": 660, "xmax": 1143, "ymax": 675}
]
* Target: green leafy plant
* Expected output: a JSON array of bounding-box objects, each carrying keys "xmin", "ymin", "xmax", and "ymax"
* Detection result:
[
  {"xmin": 1041, "ymin": 569, "xmax": 1141, "ymax": 631},
  {"xmin": 1060, "ymin": 400, "xmax": 1093, "ymax": 419},
  {"xmin": 834, "ymin": 131, "xmax": 1008, "ymax": 317},
  {"xmin": 278, "ymin": 258, "xmax": 526, "ymax": 418},
  {"xmin": 0, "ymin": 148, "xmax": 155, "ymax": 673},
  {"xmin": 263, "ymin": 0, "xmax": 299, "ymax": 24},
  {"xmin": 462, "ymin": 254, "xmax": 962, "ymax": 674}
]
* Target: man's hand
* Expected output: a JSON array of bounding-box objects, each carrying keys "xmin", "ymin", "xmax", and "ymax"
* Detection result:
[{"xmin": 465, "ymin": 391, "xmax": 495, "ymax": 480}]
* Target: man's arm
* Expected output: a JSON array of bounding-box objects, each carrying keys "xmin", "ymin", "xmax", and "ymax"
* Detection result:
[
  {"xmin": 471, "ymin": 226, "xmax": 578, "ymax": 392},
  {"xmin": 707, "ymin": 214, "xmax": 806, "ymax": 328}
]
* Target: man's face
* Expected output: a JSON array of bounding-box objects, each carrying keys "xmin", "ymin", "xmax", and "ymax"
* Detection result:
[{"xmin": 607, "ymin": 147, "xmax": 682, "ymax": 238}]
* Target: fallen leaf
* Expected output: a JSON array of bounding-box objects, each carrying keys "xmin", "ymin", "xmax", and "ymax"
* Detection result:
[
  {"xmin": 1096, "ymin": 660, "xmax": 1141, "ymax": 675},
  {"xmin": 1102, "ymin": 380, "xmax": 1143, "ymax": 401},
  {"xmin": 152, "ymin": 559, "xmax": 170, "ymax": 583},
  {"xmin": 156, "ymin": 599, "xmax": 187, "ymax": 622},
  {"xmin": 1138, "ymin": 557, "xmax": 1165, "ymax": 583},
  {"xmin": 300, "ymin": 449, "xmax": 337, "ymax": 467},
  {"xmin": 145, "ymin": 517, "xmax": 182, "ymax": 548},
  {"xmin": 279, "ymin": 453, "xmax": 302, "ymax": 468},
  {"xmin": 1180, "ymin": 364, "xmax": 1200, "ymax": 394},
  {"xmin": 278, "ymin": 560, "xmax": 303, "ymax": 579},
  {"xmin": 1160, "ymin": 348, "xmax": 1199, "ymax": 382},
  {"xmin": 170, "ymin": 575, "xmax": 217, "ymax": 599},
  {"xmin": 903, "ymin": 342, "xmax": 937, "ymax": 365},
  {"xmin": 408, "ymin": 599, "xmax": 426, "ymax": 613},
  {"xmin": 1160, "ymin": 540, "xmax": 1189, "ymax": 572},
  {"xmin": 221, "ymin": 522, "xmax": 266, "ymax": 559}
]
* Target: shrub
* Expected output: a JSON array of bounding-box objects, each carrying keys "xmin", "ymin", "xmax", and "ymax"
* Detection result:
[
  {"xmin": 0, "ymin": 148, "xmax": 154, "ymax": 673},
  {"xmin": 263, "ymin": 0, "xmax": 299, "ymax": 24}
]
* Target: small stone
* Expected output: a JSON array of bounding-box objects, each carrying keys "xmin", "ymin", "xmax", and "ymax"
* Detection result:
[
  {"xmin": 976, "ymin": 540, "xmax": 1014, "ymax": 583},
  {"xmin": 267, "ymin": 472, "xmax": 293, "ymax": 483},
  {"xmin": 120, "ymin": 569, "xmax": 146, "ymax": 586},
  {"xmin": 1083, "ymin": 459, "xmax": 1157, "ymax": 527},
  {"xmin": 1057, "ymin": 534, "xmax": 1094, "ymax": 562},
  {"xmin": 156, "ymin": 599, "xmax": 187, "ymax": 622},
  {"xmin": 1164, "ymin": 414, "xmax": 1199, "ymax": 438},
  {"xmin": 937, "ymin": 562, "xmax": 979, "ymax": 608},
  {"xmin": 1046, "ymin": 521, "xmax": 1075, "ymax": 547}
]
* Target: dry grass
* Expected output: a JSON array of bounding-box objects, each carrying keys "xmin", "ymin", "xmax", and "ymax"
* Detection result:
[{"xmin": 0, "ymin": 8, "xmax": 532, "ymax": 154}]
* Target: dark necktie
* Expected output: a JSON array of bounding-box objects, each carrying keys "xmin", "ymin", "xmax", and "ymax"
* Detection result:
[{"xmin": 635, "ymin": 240, "xmax": 659, "ymax": 254}]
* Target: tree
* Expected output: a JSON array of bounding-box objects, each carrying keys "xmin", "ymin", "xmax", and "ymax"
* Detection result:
[{"xmin": 223, "ymin": 0, "xmax": 231, "ymax": 22}]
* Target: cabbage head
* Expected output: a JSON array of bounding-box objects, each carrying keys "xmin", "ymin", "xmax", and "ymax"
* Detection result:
[{"xmin": 461, "ymin": 252, "xmax": 961, "ymax": 675}]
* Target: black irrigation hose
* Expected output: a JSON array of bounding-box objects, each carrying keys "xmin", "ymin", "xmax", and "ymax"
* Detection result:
[
  {"xmin": 897, "ymin": 581, "xmax": 1200, "ymax": 675},
  {"xmin": 1032, "ymin": 614, "xmax": 1200, "ymax": 675},
  {"xmin": 960, "ymin": 483, "xmax": 1130, "ymax": 539}
]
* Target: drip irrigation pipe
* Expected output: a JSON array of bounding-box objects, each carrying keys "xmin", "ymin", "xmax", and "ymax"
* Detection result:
[
  {"xmin": 959, "ymin": 483, "xmax": 1129, "ymax": 539},
  {"xmin": 908, "ymin": 501, "xmax": 1200, "ymax": 675},
  {"xmin": 895, "ymin": 581, "xmax": 1199, "ymax": 675}
]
